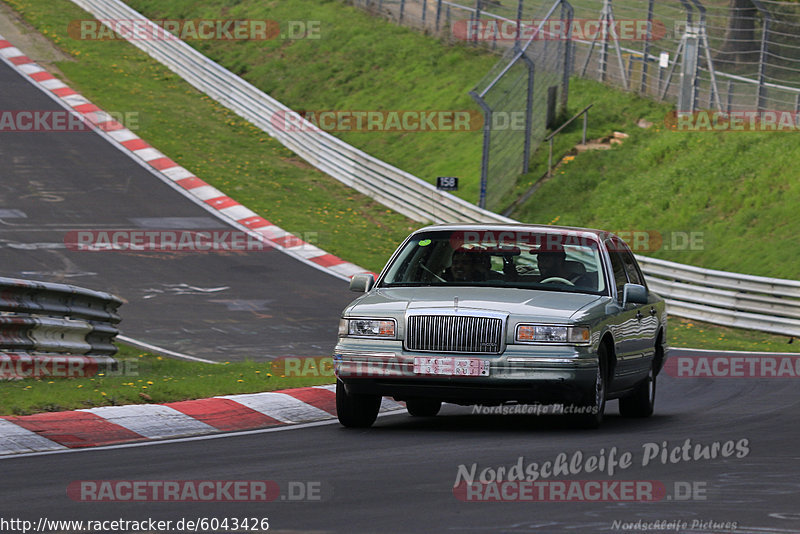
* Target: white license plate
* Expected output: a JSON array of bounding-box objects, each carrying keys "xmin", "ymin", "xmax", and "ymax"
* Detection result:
[{"xmin": 413, "ymin": 357, "xmax": 490, "ymax": 377}]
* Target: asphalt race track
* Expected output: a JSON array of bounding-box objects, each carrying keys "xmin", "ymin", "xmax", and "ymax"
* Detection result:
[
  {"xmin": 2, "ymin": 371, "xmax": 800, "ymax": 534},
  {"xmin": 0, "ymin": 58, "xmax": 354, "ymax": 361}
]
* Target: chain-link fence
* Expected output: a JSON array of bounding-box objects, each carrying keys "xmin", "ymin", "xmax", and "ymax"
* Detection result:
[
  {"xmin": 469, "ymin": 1, "xmax": 573, "ymax": 210},
  {"xmin": 347, "ymin": 0, "xmax": 800, "ymax": 208},
  {"xmin": 350, "ymin": 0, "xmax": 800, "ymax": 112}
]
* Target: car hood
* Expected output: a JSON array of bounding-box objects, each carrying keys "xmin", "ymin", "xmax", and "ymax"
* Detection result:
[{"xmin": 347, "ymin": 286, "xmax": 607, "ymax": 322}]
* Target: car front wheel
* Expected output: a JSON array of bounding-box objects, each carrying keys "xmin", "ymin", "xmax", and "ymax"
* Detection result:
[
  {"xmin": 619, "ymin": 359, "xmax": 656, "ymax": 417},
  {"xmin": 573, "ymin": 344, "xmax": 608, "ymax": 429},
  {"xmin": 336, "ymin": 380, "xmax": 381, "ymax": 428}
]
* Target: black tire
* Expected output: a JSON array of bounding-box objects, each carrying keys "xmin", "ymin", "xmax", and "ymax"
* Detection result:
[
  {"xmin": 406, "ymin": 399, "xmax": 442, "ymax": 417},
  {"xmin": 573, "ymin": 344, "xmax": 608, "ymax": 429},
  {"xmin": 336, "ymin": 380, "xmax": 381, "ymax": 428},
  {"xmin": 619, "ymin": 352, "xmax": 658, "ymax": 418}
]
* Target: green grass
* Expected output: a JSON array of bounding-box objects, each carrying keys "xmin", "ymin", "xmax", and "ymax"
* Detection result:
[
  {"xmin": 510, "ymin": 83, "xmax": 800, "ymax": 279},
  {"xmin": 0, "ymin": 344, "xmax": 334, "ymax": 416},
  {"xmin": 668, "ymin": 317, "xmax": 800, "ymax": 353}
]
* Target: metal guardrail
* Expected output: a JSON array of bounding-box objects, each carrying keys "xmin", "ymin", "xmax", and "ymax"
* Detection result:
[
  {"xmin": 68, "ymin": 0, "xmax": 800, "ymax": 338},
  {"xmin": 636, "ymin": 256, "xmax": 800, "ymax": 337},
  {"xmin": 0, "ymin": 277, "xmax": 122, "ymax": 378}
]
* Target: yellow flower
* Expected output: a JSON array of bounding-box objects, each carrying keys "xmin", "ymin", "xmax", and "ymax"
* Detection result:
[{"xmin": 77, "ymin": 385, "xmax": 83, "ymax": 388}]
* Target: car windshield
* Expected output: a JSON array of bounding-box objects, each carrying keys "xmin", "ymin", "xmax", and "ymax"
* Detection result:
[{"xmin": 381, "ymin": 230, "xmax": 608, "ymax": 295}]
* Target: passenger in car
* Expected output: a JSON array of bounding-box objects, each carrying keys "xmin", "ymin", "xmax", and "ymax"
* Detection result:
[{"xmin": 445, "ymin": 247, "xmax": 501, "ymax": 282}]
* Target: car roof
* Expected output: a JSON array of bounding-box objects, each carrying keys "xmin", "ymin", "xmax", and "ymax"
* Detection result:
[{"xmin": 412, "ymin": 223, "xmax": 620, "ymax": 241}]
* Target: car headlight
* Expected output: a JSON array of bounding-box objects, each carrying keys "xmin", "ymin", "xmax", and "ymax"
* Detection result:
[
  {"xmin": 516, "ymin": 324, "xmax": 590, "ymax": 344},
  {"xmin": 339, "ymin": 318, "xmax": 396, "ymax": 338}
]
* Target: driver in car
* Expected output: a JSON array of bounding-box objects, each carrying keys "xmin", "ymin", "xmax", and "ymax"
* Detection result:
[
  {"xmin": 446, "ymin": 247, "xmax": 500, "ymax": 282},
  {"xmin": 536, "ymin": 245, "xmax": 586, "ymax": 285}
]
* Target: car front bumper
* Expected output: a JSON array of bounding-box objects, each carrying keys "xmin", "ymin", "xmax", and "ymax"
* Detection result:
[{"xmin": 334, "ymin": 341, "xmax": 599, "ymax": 406}]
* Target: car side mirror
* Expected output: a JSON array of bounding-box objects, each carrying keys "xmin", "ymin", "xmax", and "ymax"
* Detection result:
[
  {"xmin": 349, "ymin": 273, "xmax": 375, "ymax": 293},
  {"xmin": 622, "ymin": 283, "xmax": 648, "ymax": 306}
]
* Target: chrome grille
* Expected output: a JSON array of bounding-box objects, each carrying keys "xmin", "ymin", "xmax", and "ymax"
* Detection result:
[{"xmin": 406, "ymin": 315, "xmax": 504, "ymax": 354}]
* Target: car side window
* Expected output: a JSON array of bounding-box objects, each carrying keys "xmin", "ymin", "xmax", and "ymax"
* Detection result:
[
  {"xmin": 619, "ymin": 248, "xmax": 644, "ymax": 287},
  {"xmin": 606, "ymin": 242, "xmax": 628, "ymax": 303}
]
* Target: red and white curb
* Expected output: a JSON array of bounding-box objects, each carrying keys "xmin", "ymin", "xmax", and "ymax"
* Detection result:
[
  {"xmin": 0, "ymin": 385, "xmax": 403, "ymax": 456},
  {"xmin": 0, "ymin": 34, "xmax": 375, "ymax": 281}
]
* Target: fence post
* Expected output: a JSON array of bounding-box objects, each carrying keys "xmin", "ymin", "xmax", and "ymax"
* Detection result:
[
  {"xmin": 641, "ymin": 0, "xmax": 654, "ymax": 95},
  {"xmin": 515, "ymin": 0, "xmax": 524, "ymax": 51},
  {"xmin": 474, "ymin": 0, "xmax": 482, "ymax": 44},
  {"xmin": 522, "ymin": 55, "xmax": 535, "ymax": 174},
  {"xmin": 435, "ymin": 0, "xmax": 442, "ymax": 32},
  {"xmin": 582, "ymin": 109, "xmax": 588, "ymax": 145},
  {"xmin": 726, "ymin": 80, "xmax": 733, "ymax": 112},
  {"xmin": 752, "ymin": 0, "xmax": 771, "ymax": 111},
  {"xmin": 561, "ymin": 0, "xmax": 574, "ymax": 113},
  {"xmin": 422, "ymin": 0, "xmax": 428, "ymax": 24},
  {"xmin": 677, "ymin": 2, "xmax": 700, "ymax": 114},
  {"xmin": 470, "ymin": 91, "xmax": 492, "ymax": 209},
  {"xmin": 400, "ymin": 0, "xmax": 406, "ymax": 23}
]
